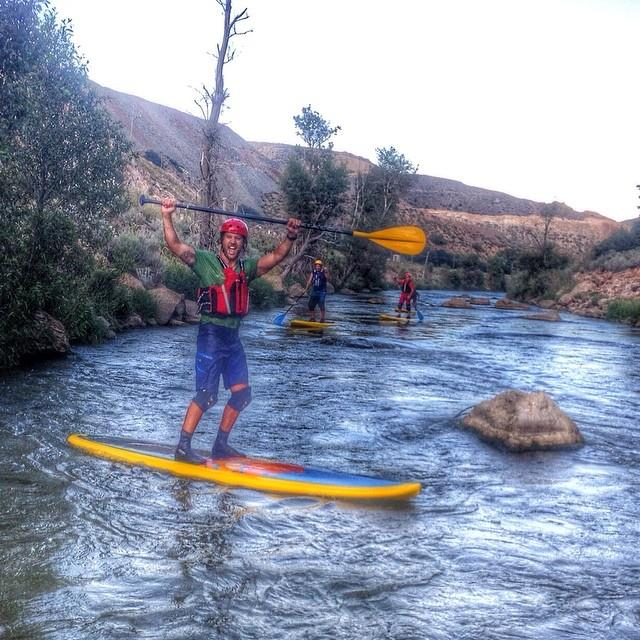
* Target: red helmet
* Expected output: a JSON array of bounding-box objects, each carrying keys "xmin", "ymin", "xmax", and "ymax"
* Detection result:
[
  {"xmin": 220, "ymin": 218, "xmax": 248, "ymax": 239},
  {"xmin": 404, "ymin": 272, "xmax": 412, "ymax": 278}
]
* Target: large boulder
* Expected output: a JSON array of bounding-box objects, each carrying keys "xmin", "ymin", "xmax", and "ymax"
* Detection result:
[
  {"xmin": 121, "ymin": 313, "xmax": 145, "ymax": 329},
  {"xmin": 469, "ymin": 296, "xmax": 491, "ymax": 305},
  {"xmin": 29, "ymin": 311, "xmax": 70, "ymax": 357},
  {"xmin": 118, "ymin": 273, "xmax": 145, "ymax": 291},
  {"xmin": 461, "ymin": 390, "xmax": 583, "ymax": 451},
  {"xmin": 184, "ymin": 299, "xmax": 200, "ymax": 323},
  {"xmin": 495, "ymin": 298, "xmax": 530, "ymax": 310},
  {"xmin": 287, "ymin": 283, "xmax": 306, "ymax": 299},
  {"xmin": 148, "ymin": 286, "xmax": 185, "ymax": 325},
  {"xmin": 442, "ymin": 296, "xmax": 472, "ymax": 309}
]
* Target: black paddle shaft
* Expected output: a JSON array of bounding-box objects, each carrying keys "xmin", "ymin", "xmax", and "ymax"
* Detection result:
[{"xmin": 139, "ymin": 194, "xmax": 353, "ymax": 237}]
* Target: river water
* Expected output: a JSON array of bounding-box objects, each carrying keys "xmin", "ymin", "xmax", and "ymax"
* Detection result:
[{"xmin": 1, "ymin": 290, "xmax": 639, "ymax": 640}]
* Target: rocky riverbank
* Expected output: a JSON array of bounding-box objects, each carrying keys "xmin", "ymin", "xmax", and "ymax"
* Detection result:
[{"xmin": 537, "ymin": 266, "xmax": 640, "ymax": 325}]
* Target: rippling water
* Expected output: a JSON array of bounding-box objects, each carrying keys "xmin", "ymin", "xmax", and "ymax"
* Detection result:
[{"xmin": 1, "ymin": 290, "xmax": 639, "ymax": 639}]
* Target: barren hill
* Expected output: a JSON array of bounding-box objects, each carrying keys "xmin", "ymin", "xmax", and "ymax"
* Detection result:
[{"xmin": 94, "ymin": 82, "xmax": 620, "ymax": 258}]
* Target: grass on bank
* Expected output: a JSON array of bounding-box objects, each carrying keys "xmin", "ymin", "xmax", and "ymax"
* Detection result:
[{"xmin": 606, "ymin": 298, "xmax": 640, "ymax": 324}]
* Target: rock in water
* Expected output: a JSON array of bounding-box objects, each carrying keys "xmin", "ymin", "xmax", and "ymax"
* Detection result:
[
  {"xmin": 461, "ymin": 390, "xmax": 583, "ymax": 451},
  {"xmin": 495, "ymin": 298, "xmax": 530, "ymax": 310}
]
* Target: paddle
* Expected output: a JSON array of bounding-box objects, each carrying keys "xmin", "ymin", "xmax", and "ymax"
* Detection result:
[
  {"xmin": 273, "ymin": 290, "xmax": 308, "ymax": 326},
  {"xmin": 139, "ymin": 195, "xmax": 427, "ymax": 256}
]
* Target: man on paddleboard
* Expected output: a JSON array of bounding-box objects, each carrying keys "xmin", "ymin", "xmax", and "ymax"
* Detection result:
[
  {"xmin": 305, "ymin": 258, "xmax": 329, "ymax": 323},
  {"xmin": 160, "ymin": 196, "xmax": 301, "ymax": 462},
  {"xmin": 396, "ymin": 271, "xmax": 418, "ymax": 314}
]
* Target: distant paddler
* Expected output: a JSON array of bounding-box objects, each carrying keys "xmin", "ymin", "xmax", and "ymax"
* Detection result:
[
  {"xmin": 305, "ymin": 258, "xmax": 330, "ymax": 323},
  {"xmin": 158, "ymin": 196, "xmax": 301, "ymax": 462},
  {"xmin": 396, "ymin": 271, "xmax": 418, "ymax": 316}
]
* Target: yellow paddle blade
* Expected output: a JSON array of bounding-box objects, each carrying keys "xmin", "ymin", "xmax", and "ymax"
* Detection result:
[{"xmin": 353, "ymin": 226, "xmax": 427, "ymax": 256}]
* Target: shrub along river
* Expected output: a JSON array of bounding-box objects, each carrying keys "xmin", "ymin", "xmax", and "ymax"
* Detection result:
[{"xmin": 1, "ymin": 290, "xmax": 639, "ymax": 639}]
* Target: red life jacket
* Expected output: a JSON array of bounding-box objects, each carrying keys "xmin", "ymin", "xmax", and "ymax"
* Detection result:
[
  {"xmin": 401, "ymin": 278, "xmax": 414, "ymax": 294},
  {"xmin": 196, "ymin": 256, "xmax": 249, "ymax": 318}
]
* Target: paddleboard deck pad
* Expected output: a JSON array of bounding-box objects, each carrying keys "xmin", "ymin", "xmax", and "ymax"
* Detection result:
[{"xmin": 67, "ymin": 434, "xmax": 421, "ymax": 501}]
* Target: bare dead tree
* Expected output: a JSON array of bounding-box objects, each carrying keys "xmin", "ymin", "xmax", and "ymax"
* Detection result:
[
  {"xmin": 524, "ymin": 201, "xmax": 565, "ymax": 266},
  {"xmin": 196, "ymin": 0, "xmax": 251, "ymax": 249}
]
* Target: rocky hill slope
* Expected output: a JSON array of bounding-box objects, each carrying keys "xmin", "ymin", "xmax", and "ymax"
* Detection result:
[{"xmin": 94, "ymin": 82, "xmax": 620, "ymax": 261}]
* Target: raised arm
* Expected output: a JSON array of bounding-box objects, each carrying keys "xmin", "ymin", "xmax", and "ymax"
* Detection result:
[
  {"xmin": 161, "ymin": 197, "xmax": 195, "ymax": 267},
  {"xmin": 256, "ymin": 217, "xmax": 301, "ymax": 277}
]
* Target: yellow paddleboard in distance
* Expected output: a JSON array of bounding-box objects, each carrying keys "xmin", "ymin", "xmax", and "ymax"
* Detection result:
[
  {"xmin": 67, "ymin": 434, "xmax": 421, "ymax": 501},
  {"xmin": 379, "ymin": 313, "xmax": 410, "ymax": 324},
  {"xmin": 289, "ymin": 318, "xmax": 335, "ymax": 330},
  {"xmin": 394, "ymin": 308, "xmax": 416, "ymax": 315}
]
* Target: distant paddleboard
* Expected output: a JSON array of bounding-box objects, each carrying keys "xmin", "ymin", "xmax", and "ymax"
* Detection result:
[
  {"xmin": 379, "ymin": 313, "xmax": 410, "ymax": 324},
  {"xmin": 67, "ymin": 434, "xmax": 420, "ymax": 501},
  {"xmin": 289, "ymin": 318, "xmax": 335, "ymax": 330},
  {"xmin": 394, "ymin": 308, "xmax": 416, "ymax": 315}
]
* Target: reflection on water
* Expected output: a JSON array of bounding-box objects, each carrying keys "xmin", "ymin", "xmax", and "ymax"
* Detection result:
[{"xmin": 1, "ymin": 290, "xmax": 639, "ymax": 639}]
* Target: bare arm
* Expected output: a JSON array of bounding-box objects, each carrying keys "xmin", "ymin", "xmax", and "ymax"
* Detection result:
[
  {"xmin": 161, "ymin": 197, "xmax": 195, "ymax": 267},
  {"xmin": 256, "ymin": 218, "xmax": 301, "ymax": 277}
]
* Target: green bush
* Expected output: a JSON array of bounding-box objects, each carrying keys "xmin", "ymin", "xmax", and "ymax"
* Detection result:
[
  {"xmin": 606, "ymin": 298, "xmax": 640, "ymax": 323},
  {"xmin": 249, "ymin": 278, "xmax": 285, "ymax": 309},
  {"xmin": 130, "ymin": 288, "xmax": 157, "ymax": 321},
  {"xmin": 593, "ymin": 220, "xmax": 640, "ymax": 257},
  {"xmin": 589, "ymin": 248, "xmax": 640, "ymax": 272},
  {"xmin": 164, "ymin": 259, "xmax": 199, "ymax": 299},
  {"xmin": 507, "ymin": 267, "xmax": 572, "ymax": 300},
  {"xmin": 109, "ymin": 232, "xmax": 161, "ymax": 274},
  {"xmin": 55, "ymin": 295, "xmax": 112, "ymax": 344},
  {"xmin": 87, "ymin": 268, "xmax": 134, "ymax": 321},
  {"xmin": 446, "ymin": 269, "xmax": 462, "ymax": 289}
]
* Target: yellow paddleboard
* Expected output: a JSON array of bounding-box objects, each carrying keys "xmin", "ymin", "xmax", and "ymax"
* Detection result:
[
  {"xmin": 394, "ymin": 308, "xmax": 416, "ymax": 315},
  {"xmin": 289, "ymin": 319, "xmax": 335, "ymax": 330},
  {"xmin": 379, "ymin": 313, "xmax": 410, "ymax": 324},
  {"xmin": 67, "ymin": 434, "xmax": 421, "ymax": 501}
]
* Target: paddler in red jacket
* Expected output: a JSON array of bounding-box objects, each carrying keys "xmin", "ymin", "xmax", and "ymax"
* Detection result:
[
  {"xmin": 396, "ymin": 271, "xmax": 417, "ymax": 314},
  {"xmin": 160, "ymin": 196, "xmax": 301, "ymax": 462}
]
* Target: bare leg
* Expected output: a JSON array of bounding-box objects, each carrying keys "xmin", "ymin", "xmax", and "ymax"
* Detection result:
[
  {"xmin": 182, "ymin": 401, "xmax": 203, "ymax": 433},
  {"xmin": 211, "ymin": 383, "xmax": 246, "ymax": 458},
  {"xmin": 175, "ymin": 401, "xmax": 206, "ymax": 463}
]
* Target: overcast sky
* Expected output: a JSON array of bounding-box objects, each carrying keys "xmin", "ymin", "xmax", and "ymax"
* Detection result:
[{"xmin": 52, "ymin": 0, "xmax": 640, "ymax": 222}]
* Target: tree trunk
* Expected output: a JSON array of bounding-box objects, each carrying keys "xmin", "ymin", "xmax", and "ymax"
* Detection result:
[{"xmin": 199, "ymin": 0, "xmax": 249, "ymax": 249}]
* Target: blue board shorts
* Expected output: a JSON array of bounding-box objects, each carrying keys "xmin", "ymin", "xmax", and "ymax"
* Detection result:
[
  {"xmin": 308, "ymin": 290, "xmax": 326, "ymax": 311},
  {"xmin": 194, "ymin": 323, "xmax": 248, "ymax": 408}
]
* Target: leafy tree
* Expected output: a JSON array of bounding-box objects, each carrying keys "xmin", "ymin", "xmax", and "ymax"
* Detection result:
[
  {"xmin": 332, "ymin": 146, "xmax": 417, "ymax": 291},
  {"xmin": 294, "ymin": 105, "xmax": 341, "ymax": 150},
  {"xmin": 507, "ymin": 246, "xmax": 569, "ymax": 299},
  {"xmin": 374, "ymin": 146, "xmax": 418, "ymax": 222},
  {"xmin": 487, "ymin": 249, "xmax": 518, "ymax": 291},
  {"xmin": 0, "ymin": 0, "xmax": 131, "ymax": 368},
  {"xmin": 280, "ymin": 106, "xmax": 348, "ymax": 278}
]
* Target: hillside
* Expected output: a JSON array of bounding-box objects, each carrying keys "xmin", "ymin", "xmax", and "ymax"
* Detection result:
[{"xmin": 94, "ymin": 82, "xmax": 620, "ymax": 260}]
